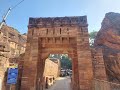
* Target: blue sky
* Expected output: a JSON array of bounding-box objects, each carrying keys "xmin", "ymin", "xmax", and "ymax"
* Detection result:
[{"xmin": 0, "ymin": 0, "xmax": 120, "ymax": 34}]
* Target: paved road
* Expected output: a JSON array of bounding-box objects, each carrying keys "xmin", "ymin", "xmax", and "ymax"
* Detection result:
[{"xmin": 46, "ymin": 77, "xmax": 71, "ymax": 90}]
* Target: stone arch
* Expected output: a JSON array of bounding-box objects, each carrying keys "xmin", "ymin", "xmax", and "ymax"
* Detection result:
[{"xmin": 21, "ymin": 16, "xmax": 93, "ymax": 90}]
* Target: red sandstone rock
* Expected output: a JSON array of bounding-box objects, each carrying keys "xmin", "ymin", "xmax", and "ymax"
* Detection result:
[
  {"xmin": 0, "ymin": 25, "xmax": 27, "ymax": 90},
  {"xmin": 94, "ymin": 12, "xmax": 120, "ymax": 83}
]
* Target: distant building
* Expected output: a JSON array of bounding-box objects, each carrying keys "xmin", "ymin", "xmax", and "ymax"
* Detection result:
[{"xmin": 43, "ymin": 58, "xmax": 60, "ymax": 89}]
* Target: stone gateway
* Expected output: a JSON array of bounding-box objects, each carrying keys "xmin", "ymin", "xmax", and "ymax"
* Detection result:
[{"xmin": 21, "ymin": 16, "xmax": 94, "ymax": 90}]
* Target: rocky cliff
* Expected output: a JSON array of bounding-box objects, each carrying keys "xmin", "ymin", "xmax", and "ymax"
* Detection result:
[
  {"xmin": 0, "ymin": 25, "xmax": 27, "ymax": 89},
  {"xmin": 1, "ymin": 25, "xmax": 27, "ymax": 56},
  {"xmin": 94, "ymin": 12, "xmax": 120, "ymax": 83}
]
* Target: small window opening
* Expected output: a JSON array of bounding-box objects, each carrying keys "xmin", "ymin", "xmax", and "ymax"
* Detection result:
[
  {"xmin": 60, "ymin": 28, "xmax": 61, "ymax": 34},
  {"xmin": 67, "ymin": 28, "xmax": 69, "ymax": 34},
  {"xmin": 46, "ymin": 29, "xmax": 48, "ymax": 34},
  {"xmin": 32, "ymin": 29, "xmax": 34, "ymax": 35}
]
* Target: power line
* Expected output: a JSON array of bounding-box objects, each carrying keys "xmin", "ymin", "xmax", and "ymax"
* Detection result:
[
  {"xmin": 0, "ymin": 0, "xmax": 25, "ymax": 29},
  {"xmin": 0, "ymin": 8, "xmax": 11, "ymax": 29},
  {"xmin": 11, "ymin": 0, "xmax": 25, "ymax": 10}
]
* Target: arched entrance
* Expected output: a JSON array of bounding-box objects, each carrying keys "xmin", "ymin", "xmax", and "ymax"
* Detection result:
[{"xmin": 21, "ymin": 16, "xmax": 93, "ymax": 90}]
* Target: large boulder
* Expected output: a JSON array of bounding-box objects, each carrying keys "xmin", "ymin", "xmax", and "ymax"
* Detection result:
[{"xmin": 94, "ymin": 12, "xmax": 120, "ymax": 83}]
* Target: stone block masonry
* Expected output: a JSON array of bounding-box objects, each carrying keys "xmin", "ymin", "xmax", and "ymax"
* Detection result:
[{"xmin": 21, "ymin": 16, "xmax": 93, "ymax": 90}]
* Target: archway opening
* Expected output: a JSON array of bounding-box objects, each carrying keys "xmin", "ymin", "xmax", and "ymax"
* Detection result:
[
  {"xmin": 21, "ymin": 16, "xmax": 94, "ymax": 90},
  {"xmin": 43, "ymin": 54, "xmax": 72, "ymax": 90}
]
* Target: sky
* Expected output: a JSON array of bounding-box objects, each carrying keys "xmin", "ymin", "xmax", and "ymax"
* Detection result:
[{"xmin": 0, "ymin": 0, "xmax": 120, "ymax": 34}]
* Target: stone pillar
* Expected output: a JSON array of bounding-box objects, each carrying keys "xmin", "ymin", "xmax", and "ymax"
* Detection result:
[
  {"xmin": 70, "ymin": 49, "xmax": 80, "ymax": 90},
  {"xmin": 36, "ymin": 50, "xmax": 48, "ymax": 90},
  {"xmin": 36, "ymin": 58, "xmax": 45, "ymax": 90},
  {"xmin": 21, "ymin": 29, "xmax": 39, "ymax": 90},
  {"xmin": 92, "ymin": 48, "xmax": 110, "ymax": 90},
  {"xmin": 39, "ymin": 51, "xmax": 51, "ymax": 90},
  {"xmin": 92, "ymin": 48, "xmax": 107, "ymax": 80},
  {"xmin": 77, "ymin": 26, "xmax": 93, "ymax": 90}
]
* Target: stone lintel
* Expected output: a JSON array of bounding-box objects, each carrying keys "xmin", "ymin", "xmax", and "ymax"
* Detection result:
[{"xmin": 28, "ymin": 16, "xmax": 88, "ymax": 28}]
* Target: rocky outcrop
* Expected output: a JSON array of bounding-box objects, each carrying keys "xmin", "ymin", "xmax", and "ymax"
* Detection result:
[
  {"xmin": 0, "ymin": 25, "xmax": 27, "ymax": 90},
  {"xmin": 94, "ymin": 12, "xmax": 120, "ymax": 83}
]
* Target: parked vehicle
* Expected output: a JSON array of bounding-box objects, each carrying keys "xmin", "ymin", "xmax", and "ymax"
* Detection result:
[{"xmin": 60, "ymin": 70, "xmax": 66, "ymax": 77}]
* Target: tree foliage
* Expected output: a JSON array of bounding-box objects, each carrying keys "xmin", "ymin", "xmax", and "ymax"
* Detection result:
[
  {"xmin": 49, "ymin": 54, "xmax": 72, "ymax": 69},
  {"xmin": 89, "ymin": 31, "xmax": 98, "ymax": 47},
  {"xmin": 89, "ymin": 31, "xmax": 98, "ymax": 39},
  {"xmin": 60, "ymin": 55, "xmax": 72, "ymax": 69}
]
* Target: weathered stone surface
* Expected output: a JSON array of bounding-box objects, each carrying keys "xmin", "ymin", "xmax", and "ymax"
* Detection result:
[
  {"xmin": 44, "ymin": 58, "xmax": 60, "ymax": 78},
  {"xmin": 94, "ymin": 12, "xmax": 120, "ymax": 83},
  {"xmin": 0, "ymin": 25, "xmax": 27, "ymax": 90},
  {"xmin": 91, "ymin": 48, "xmax": 107, "ymax": 80},
  {"xmin": 43, "ymin": 58, "xmax": 60, "ymax": 88},
  {"xmin": 21, "ymin": 16, "xmax": 93, "ymax": 90}
]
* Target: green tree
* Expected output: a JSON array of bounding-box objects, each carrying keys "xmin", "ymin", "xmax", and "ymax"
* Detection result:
[
  {"xmin": 60, "ymin": 55, "xmax": 72, "ymax": 69},
  {"xmin": 89, "ymin": 30, "xmax": 98, "ymax": 47},
  {"xmin": 49, "ymin": 54, "xmax": 72, "ymax": 69}
]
